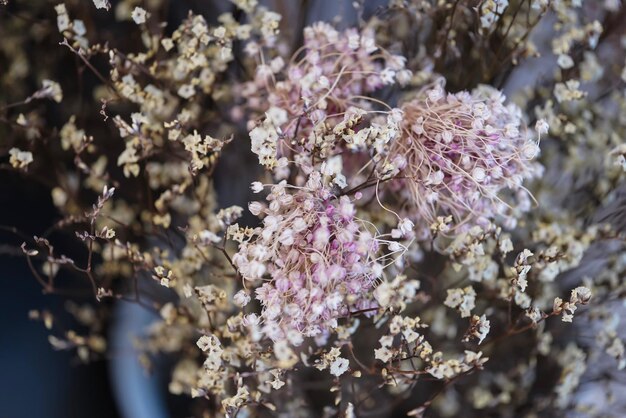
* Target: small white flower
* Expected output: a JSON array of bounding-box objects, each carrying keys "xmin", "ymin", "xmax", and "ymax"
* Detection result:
[
  {"xmin": 329, "ymin": 357, "xmax": 349, "ymax": 377},
  {"xmin": 557, "ymin": 54, "xmax": 574, "ymax": 69},
  {"xmin": 472, "ymin": 167, "xmax": 486, "ymax": 183},
  {"xmin": 397, "ymin": 218, "xmax": 414, "ymax": 237},
  {"xmin": 427, "ymin": 86, "xmax": 444, "ymax": 102},
  {"xmin": 374, "ymin": 347, "xmax": 393, "ymax": 362},
  {"xmin": 213, "ymin": 26, "xmax": 226, "ymax": 38},
  {"xmin": 199, "ymin": 230, "xmax": 221, "ymax": 244},
  {"xmin": 177, "ymin": 84, "xmax": 195, "ymax": 99},
  {"xmin": 476, "ymin": 315, "xmax": 490, "ymax": 344},
  {"xmin": 233, "ymin": 290, "xmax": 251, "ymax": 307},
  {"xmin": 360, "ymin": 34, "xmax": 377, "ymax": 53},
  {"xmin": 269, "ymin": 57, "xmax": 285, "ymax": 73},
  {"xmin": 196, "ymin": 335, "xmax": 213, "ymax": 351},
  {"xmin": 333, "ymin": 173, "xmax": 347, "ymax": 189},
  {"xmin": 248, "ymin": 201, "xmax": 264, "ymax": 215},
  {"xmin": 426, "ymin": 170, "xmax": 444, "ymax": 185},
  {"xmin": 381, "ymin": 68, "xmax": 396, "ymax": 85},
  {"xmin": 348, "ymin": 33, "xmax": 360, "ymax": 50},
  {"xmin": 73, "ymin": 19, "xmax": 86, "ymax": 36},
  {"xmin": 499, "ymin": 237, "xmax": 513, "ymax": 254},
  {"xmin": 517, "ymin": 249, "xmax": 534, "ymax": 264},
  {"xmin": 92, "ymin": 0, "xmax": 111, "ymax": 10},
  {"xmin": 266, "ymin": 107, "xmax": 288, "ymax": 126},
  {"xmin": 9, "ymin": 148, "xmax": 33, "ymax": 169},
  {"xmin": 526, "ymin": 307, "xmax": 542, "ymax": 323},
  {"xmin": 131, "ymin": 7, "xmax": 148, "ymax": 24},
  {"xmin": 521, "ymin": 141, "xmax": 540, "ymax": 159},
  {"xmin": 242, "ymin": 313, "xmax": 260, "ymax": 326},
  {"xmin": 570, "ymin": 286, "xmax": 591, "ymax": 304},
  {"xmin": 35, "ymin": 80, "xmax": 63, "ymax": 103},
  {"xmin": 251, "ymin": 182, "xmax": 264, "ymax": 193}
]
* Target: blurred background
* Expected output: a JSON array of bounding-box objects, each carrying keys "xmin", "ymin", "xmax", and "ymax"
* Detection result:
[{"xmin": 0, "ymin": 172, "xmax": 122, "ymax": 418}]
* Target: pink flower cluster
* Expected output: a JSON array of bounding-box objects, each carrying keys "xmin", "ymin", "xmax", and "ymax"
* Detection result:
[
  {"xmin": 388, "ymin": 84, "xmax": 541, "ymax": 231},
  {"xmin": 245, "ymin": 22, "xmax": 410, "ymax": 138},
  {"xmin": 233, "ymin": 174, "xmax": 383, "ymax": 344}
]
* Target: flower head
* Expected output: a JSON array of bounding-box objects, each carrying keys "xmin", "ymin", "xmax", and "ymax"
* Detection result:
[
  {"xmin": 387, "ymin": 83, "xmax": 540, "ymax": 232},
  {"xmin": 244, "ymin": 22, "xmax": 409, "ymax": 161},
  {"xmin": 233, "ymin": 175, "xmax": 386, "ymax": 343}
]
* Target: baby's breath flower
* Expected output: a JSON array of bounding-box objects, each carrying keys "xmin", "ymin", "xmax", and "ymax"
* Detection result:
[
  {"xmin": 92, "ymin": 0, "xmax": 110, "ymax": 11},
  {"xmin": 480, "ymin": 0, "xmax": 509, "ymax": 28},
  {"xmin": 131, "ymin": 7, "xmax": 148, "ymax": 24},
  {"xmin": 230, "ymin": 0, "xmax": 258, "ymax": 13},
  {"xmin": 445, "ymin": 287, "xmax": 477, "ymax": 318},
  {"xmin": 554, "ymin": 80, "xmax": 586, "ymax": 103},
  {"xmin": 329, "ymin": 357, "xmax": 350, "ymax": 377},
  {"xmin": 9, "ymin": 148, "xmax": 33, "ymax": 169},
  {"xmin": 557, "ymin": 54, "xmax": 574, "ymax": 69},
  {"xmin": 33, "ymin": 79, "xmax": 63, "ymax": 103},
  {"xmin": 233, "ymin": 290, "xmax": 251, "ymax": 307},
  {"xmin": 250, "ymin": 182, "xmax": 264, "ymax": 193}
]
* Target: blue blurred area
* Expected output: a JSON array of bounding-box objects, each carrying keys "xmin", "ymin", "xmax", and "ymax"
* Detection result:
[
  {"xmin": 0, "ymin": 173, "xmax": 121, "ymax": 418},
  {"xmin": 0, "ymin": 259, "xmax": 70, "ymax": 418},
  {"xmin": 109, "ymin": 301, "xmax": 169, "ymax": 418}
]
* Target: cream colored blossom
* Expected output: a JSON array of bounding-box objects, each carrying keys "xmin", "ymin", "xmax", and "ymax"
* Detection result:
[
  {"xmin": 9, "ymin": 148, "xmax": 33, "ymax": 169},
  {"xmin": 92, "ymin": 0, "xmax": 110, "ymax": 10},
  {"xmin": 131, "ymin": 7, "xmax": 148, "ymax": 24}
]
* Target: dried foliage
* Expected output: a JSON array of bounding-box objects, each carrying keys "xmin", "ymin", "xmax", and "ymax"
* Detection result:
[{"xmin": 1, "ymin": 0, "xmax": 626, "ymax": 417}]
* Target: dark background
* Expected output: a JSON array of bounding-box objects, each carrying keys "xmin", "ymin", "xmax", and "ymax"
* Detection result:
[{"xmin": 0, "ymin": 172, "xmax": 122, "ymax": 418}]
